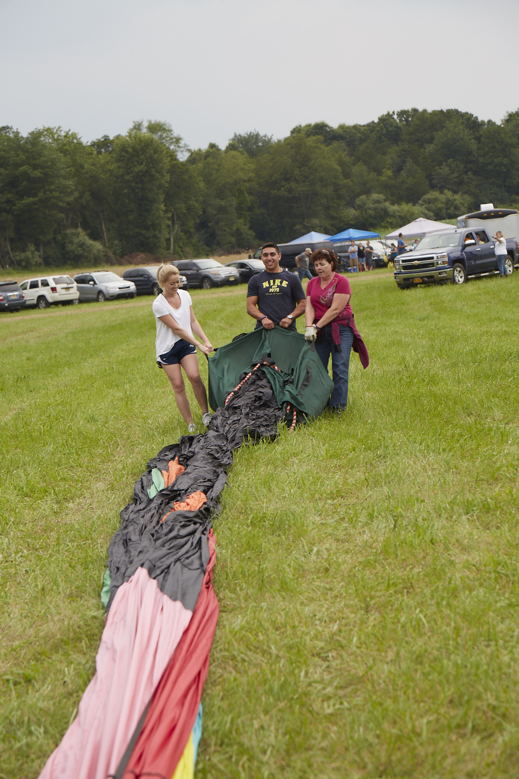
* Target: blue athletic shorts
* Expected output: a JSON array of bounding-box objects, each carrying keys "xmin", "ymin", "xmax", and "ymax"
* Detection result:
[{"xmin": 157, "ymin": 339, "xmax": 196, "ymax": 366}]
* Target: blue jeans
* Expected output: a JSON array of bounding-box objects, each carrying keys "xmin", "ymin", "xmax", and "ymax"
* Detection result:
[
  {"xmin": 298, "ymin": 268, "xmax": 313, "ymax": 281},
  {"xmin": 315, "ymin": 325, "xmax": 353, "ymax": 410},
  {"xmin": 496, "ymin": 253, "xmax": 506, "ymax": 276}
]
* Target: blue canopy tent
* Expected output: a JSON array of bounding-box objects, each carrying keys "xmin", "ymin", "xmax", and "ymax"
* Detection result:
[
  {"xmin": 287, "ymin": 230, "xmax": 331, "ymax": 244},
  {"xmin": 328, "ymin": 228, "xmax": 380, "ymax": 242}
]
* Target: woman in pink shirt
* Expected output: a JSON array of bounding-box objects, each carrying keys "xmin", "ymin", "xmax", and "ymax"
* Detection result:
[{"xmin": 304, "ymin": 249, "xmax": 368, "ymax": 411}]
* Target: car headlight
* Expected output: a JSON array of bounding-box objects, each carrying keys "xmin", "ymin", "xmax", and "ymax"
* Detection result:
[
  {"xmin": 394, "ymin": 259, "xmax": 401, "ymax": 270},
  {"xmin": 436, "ymin": 253, "xmax": 448, "ymax": 265}
]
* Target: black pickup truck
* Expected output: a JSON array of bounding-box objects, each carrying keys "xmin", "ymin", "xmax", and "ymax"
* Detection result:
[{"xmin": 394, "ymin": 228, "xmax": 518, "ymax": 288}]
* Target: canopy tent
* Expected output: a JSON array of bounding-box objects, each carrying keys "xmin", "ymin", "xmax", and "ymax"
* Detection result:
[
  {"xmin": 328, "ymin": 228, "xmax": 380, "ymax": 243},
  {"xmin": 286, "ymin": 230, "xmax": 331, "ymax": 244},
  {"xmin": 386, "ymin": 217, "xmax": 454, "ymax": 240}
]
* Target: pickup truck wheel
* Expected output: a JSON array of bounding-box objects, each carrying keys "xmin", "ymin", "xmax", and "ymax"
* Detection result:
[
  {"xmin": 37, "ymin": 296, "xmax": 50, "ymax": 309},
  {"xmin": 201, "ymin": 277, "xmax": 212, "ymax": 289},
  {"xmin": 504, "ymin": 256, "xmax": 514, "ymax": 276},
  {"xmin": 452, "ymin": 263, "xmax": 467, "ymax": 284}
]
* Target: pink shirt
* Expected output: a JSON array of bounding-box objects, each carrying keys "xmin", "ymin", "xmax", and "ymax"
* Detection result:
[{"xmin": 307, "ymin": 273, "xmax": 352, "ymax": 322}]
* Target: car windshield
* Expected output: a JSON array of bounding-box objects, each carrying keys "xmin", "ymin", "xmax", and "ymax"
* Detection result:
[
  {"xmin": 53, "ymin": 275, "xmax": 75, "ymax": 284},
  {"xmin": 94, "ymin": 272, "xmax": 121, "ymax": 282},
  {"xmin": 194, "ymin": 260, "xmax": 222, "ymax": 269},
  {"xmin": 414, "ymin": 232, "xmax": 458, "ymax": 250}
]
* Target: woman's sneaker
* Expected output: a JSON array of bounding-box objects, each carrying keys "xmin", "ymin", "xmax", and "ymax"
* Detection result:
[
  {"xmin": 202, "ymin": 412, "xmax": 213, "ymax": 427},
  {"xmin": 187, "ymin": 422, "xmax": 197, "ymax": 434}
]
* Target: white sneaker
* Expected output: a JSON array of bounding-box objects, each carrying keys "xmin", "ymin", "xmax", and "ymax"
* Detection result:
[
  {"xmin": 202, "ymin": 412, "xmax": 213, "ymax": 427},
  {"xmin": 187, "ymin": 422, "xmax": 197, "ymax": 434}
]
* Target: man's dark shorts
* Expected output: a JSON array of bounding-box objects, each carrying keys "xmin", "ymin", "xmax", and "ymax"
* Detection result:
[{"xmin": 157, "ymin": 339, "xmax": 196, "ymax": 366}]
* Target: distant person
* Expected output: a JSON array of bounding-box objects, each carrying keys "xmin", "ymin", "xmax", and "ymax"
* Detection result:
[
  {"xmin": 493, "ymin": 230, "xmax": 508, "ymax": 277},
  {"xmin": 247, "ymin": 242, "xmax": 306, "ymax": 330},
  {"xmin": 347, "ymin": 241, "xmax": 359, "ymax": 271},
  {"xmin": 388, "ymin": 243, "xmax": 397, "ymax": 265},
  {"xmin": 364, "ymin": 242, "xmax": 374, "ymax": 270},
  {"xmin": 357, "ymin": 243, "xmax": 366, "ymax": 271},
  {"xmin": 304, "ymin": 249, "xmax": 368, "ymax": 411},
  {"xmin": 153, "ymin": 264, "xmax": 213, "ymax": 434},
  {"xmin": 397, "ymin": 233, "xmax": 406, "ymax": 255},
  {"xmin": 295, "ymin": 247, "xmax": 313, "ymax": 281}
]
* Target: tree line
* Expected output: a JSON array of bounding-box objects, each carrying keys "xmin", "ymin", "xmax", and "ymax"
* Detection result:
[{"xmin": 1, "ymin": 108, "xmax": 519, "ymax": 268}]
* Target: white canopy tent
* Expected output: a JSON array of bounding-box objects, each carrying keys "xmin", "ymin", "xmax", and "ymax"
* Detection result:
[
  {"xmin": 286, "ymin": 230, "xmax": 331, "ymax": 244},
  {"xmin": 386, "ymin": 217, "xmax": 454, "ymax": 241}
]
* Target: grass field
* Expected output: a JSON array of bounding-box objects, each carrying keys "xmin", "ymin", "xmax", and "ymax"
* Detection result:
[{"xmin": 1, "ymin": 270, "xmax": 518, "ymax": 778}]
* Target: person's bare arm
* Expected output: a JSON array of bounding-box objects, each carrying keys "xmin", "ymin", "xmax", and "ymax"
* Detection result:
[
  {"xmin": 190, "ymin": 308, "xmax": 213, "ymax": 351},
  {"xmin": 305, "ymin": 296, "xmax": 315, "ymax": 326},
  {"xmin": 279, "ymin": 297, "xmax": 307, "ymax": 328},
  {"xmin": 314, "ymin": 293, "xmax": 350, "ymax": 329},
  {"xmin": 159, "ymin": 314, "xmax": 212, "ymax": 354},
  {"xmin": 247, "ymin": 295, "xmax": 275, "ymax": 329}
]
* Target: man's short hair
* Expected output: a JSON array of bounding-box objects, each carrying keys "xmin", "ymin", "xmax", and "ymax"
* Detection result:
[{"xmin": 261, "ymin": 242, "xmax": 280, "ymax": 253}]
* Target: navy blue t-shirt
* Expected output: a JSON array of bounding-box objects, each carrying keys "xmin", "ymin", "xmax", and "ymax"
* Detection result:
[{"xmin": 247, "ymin": 270, "xmax": 305, "ymax": 329}]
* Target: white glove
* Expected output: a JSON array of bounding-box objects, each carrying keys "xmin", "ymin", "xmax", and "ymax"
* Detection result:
[{"xmin": 304, "ymin": 325, "xmax": 317, "ymax": 343}]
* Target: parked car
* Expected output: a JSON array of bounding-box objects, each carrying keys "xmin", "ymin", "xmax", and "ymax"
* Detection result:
[
  {"xmin": 122, "ymin": 265, "xmax": 187, "ymax": 295},
  {"xmin": 225, "ymin": 258, "xmax": 265, "ymax": 282},
  {"xmin": 0, "ymin": 280, "xmax": 26, "ymax": 312},
  {"xmin": 19, "ymin": 275, "xmax": 79, "ymax": 308},
  {"xmin": 73, "ymin": 271, "xmax": 136, "ymax": 302},
  {"xmin": 174, "ymin": 259, "xmax": 239, "ymax": 289}
]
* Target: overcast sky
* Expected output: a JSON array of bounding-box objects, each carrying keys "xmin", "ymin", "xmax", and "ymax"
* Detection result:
[{"xmin": 2, "ymin": 0, "xmax": 518, "ymax": 150}]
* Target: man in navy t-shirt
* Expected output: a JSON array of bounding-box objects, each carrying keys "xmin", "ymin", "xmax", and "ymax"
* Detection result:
[{"xmin": 247, "ymin": 242, "xmax": 306, "ymax": 330}]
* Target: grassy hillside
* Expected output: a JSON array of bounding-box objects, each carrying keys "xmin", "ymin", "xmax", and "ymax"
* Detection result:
[{"xmin": 1, "ymin": 271, "xmax": 518, "ymax": 777}]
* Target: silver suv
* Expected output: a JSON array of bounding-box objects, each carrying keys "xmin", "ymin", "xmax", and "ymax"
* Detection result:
[
  {"xmin": 19, "ymin": 275, "xmax": 79, "ymax": 308},
  {"xmin": 74, "ymin": 271, "xmax": 136, "ymax": 302}
]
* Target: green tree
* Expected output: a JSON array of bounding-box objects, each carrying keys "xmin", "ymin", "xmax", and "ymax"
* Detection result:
[
  {"xmin": 252, "ymin": 134, "xmax": 348, "ymax": 239},
  {"xmin": 165, "ymin": 158, "xmax": 204, "ymax": 255},
  {"xmin": 111, "ymin": 131, "xmax": 169, "ymax": 254},
  {"xmin": 418, "ymin": 190, "xmax": 470, "ymax": 220},
  {"xmin": 192, "ymin": 146, "xmax": 255, "ymax": 251},
  {"xmin": 355, "ymin": 193, "xmax": 394, "ymax": 229},
  {"xmin": 0, "ymin": 128, "xmax": 75, "ymax": 264},
  {"xmin": 56, "ymin": 227, "xmax": 111, "ymax": 267},
  {"xmin": 226, "ymin": 131, "xmax": 273, "ymax": 157},
  {"xmin": 395, "ymin": 159, "xmax": 430, "ymax": 202}
]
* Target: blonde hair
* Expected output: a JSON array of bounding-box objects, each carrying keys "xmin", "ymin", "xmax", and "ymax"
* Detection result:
[{"xmin": 157, "ymin": 263, "xmax": 180, "ymax": 286}]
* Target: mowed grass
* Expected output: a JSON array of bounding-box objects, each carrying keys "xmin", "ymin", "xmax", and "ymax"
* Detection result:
[{"xmin": 1, "ymin": 272, "xmax": 518, "ymax": 778}]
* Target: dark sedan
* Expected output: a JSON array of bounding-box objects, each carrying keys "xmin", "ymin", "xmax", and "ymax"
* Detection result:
[
  {"xmin": 225, "ymin": 259, "xmax": 265, "ymax": 282},
  {"xmin": 0, "ymin": 281, "xmax": 26, "ymax": 312},
  {"xmin": 174, "ymin": 259, "xmax": 239, "ymax": 289},
  {"xmin": 122, "ymin": 265, "xmax": 187, "ymax": 295}
]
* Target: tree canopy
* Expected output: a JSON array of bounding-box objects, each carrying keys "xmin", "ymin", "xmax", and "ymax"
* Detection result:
[{"xmin": 1, "ymin": 109, "xmax": 518, "ymax": 268}]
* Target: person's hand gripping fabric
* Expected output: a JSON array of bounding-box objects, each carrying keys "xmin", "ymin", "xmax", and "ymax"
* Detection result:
[{"xmin": 304, "ymin": 324, "xmax": 317, "ymax": 343}]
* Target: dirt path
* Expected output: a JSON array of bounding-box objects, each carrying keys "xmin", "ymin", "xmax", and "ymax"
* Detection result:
[
  {"xmin": 3, "ymin": 271, "xmax": 393, "ymax": 324},
  {"xmin": 2, "ymin": 287, "xmax": 246, "ymax": 323}
]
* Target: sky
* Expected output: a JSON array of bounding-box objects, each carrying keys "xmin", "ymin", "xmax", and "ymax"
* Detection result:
[{"xmin": 2, "ymin": 0, "xmax": 518, "ymax": 150}]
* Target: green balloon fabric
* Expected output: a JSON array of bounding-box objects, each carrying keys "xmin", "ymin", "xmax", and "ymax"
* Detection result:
[{"xmin": 208, "ymin": 327, "xmax": 333, "ymax": 419}]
